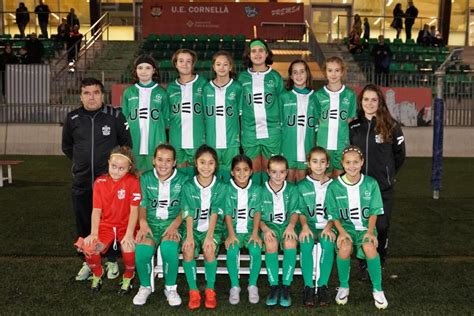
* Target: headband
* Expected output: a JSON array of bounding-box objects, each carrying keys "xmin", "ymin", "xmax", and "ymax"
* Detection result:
[
  {"xmin": 110, "ymin": 153, "xmax": 132, "ymax": 164},
  {"xmin": 250, "ymin": 40, "xmax": 267, "ymax": 51},
  {"xmin": 135, "ymin": 55, "xmax": 156, "ymax": 68},
  {"xmin": 342, "ymin": 146, "xmax": 364, "ymax": 158}
]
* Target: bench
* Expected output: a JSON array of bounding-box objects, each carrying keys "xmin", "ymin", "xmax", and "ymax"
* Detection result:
[
  {"xmin": 0, "ymin": 160, "xmax": 23, "ymax": 187},
  {"xmin": 150, "ymin": 243, "xmax": 323, "ymax": 292}
]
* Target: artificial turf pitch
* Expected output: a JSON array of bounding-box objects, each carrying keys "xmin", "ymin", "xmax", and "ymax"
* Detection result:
[{"xmin": 0, "ymin": 156, "xmax": 473, "ymax": 314}]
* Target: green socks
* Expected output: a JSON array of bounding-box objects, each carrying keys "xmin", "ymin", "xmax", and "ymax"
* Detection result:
[
  {"xmin": 135, "ymin": 243, "xmax": 155, "ymax": 287},
  {"xmin": 282, "ymin": 248, "xmax": 297, "ymax": 286},
  {"xmin": 300, "ymin": 239, "xmax": 315, "ymax": 287},
  {"xmin": 248, "ymin": 243, "xmax": 262, "ymax": 286},
  {"xmin": 160, "ymin": 240, "xmax": 179, "ymax": 286},
  {"xmin": 367, "ymin": 254, "xmax": 383, "ymax": 291},
  {"xmin": 183, "ymin": 259, "xmax": 198, "ymax": 290},
  {"xmin": 226, "ymin": 244, "xmax": 240, "ymax": 288},
  {"xmin": 204, "ymin": 259, "xmax": 218, "ymax": 289},
  {"xmin": 336, "ymin": 255, "xmax": 351, "ymax": 288},
  {"xmin": 265, "ymin": 252, "xmax": 279, "ymax": 286},
  {"xmin": 317, "ymin": 237, "xmax": 335, "ymax": 287}
]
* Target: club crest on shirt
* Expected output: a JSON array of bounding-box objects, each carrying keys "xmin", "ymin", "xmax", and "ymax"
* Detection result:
[
  {"xmin": 341, "ymin": 97, "xmax": 350, "ymax": 105},
  {"xmin": 173, "ymin": 184, "xmax": 182, "ymax": 193},
  {"xmin": 117, "ymin": 189, "xmax": 126, "ymax": 200},
  {"xmin": 267, "ymin": 80, "xmax": 275, "ymax": 88},
  {"xmin": 375, "ymin": 134, "xmax": 384, "ymax": 143},
  {"xmin": 363, "ymin": 190, "xmax": 371, "ymax": 200},
  {"xmin": 229, "ymin": 92, "xmax": 236, "ymax": 100},
  {"xmin": 102, "ymin": 125, "xmax": 111, "ymax": 136},
  {"xmin": 153, "ymin": 94, "xmax": 162, "ymax": 103}
]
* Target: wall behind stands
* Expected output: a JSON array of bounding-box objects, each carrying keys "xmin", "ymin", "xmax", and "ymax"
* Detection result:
[{"xmin": 0, "ymin": 124, "xmax": 473, "ymax": 157}]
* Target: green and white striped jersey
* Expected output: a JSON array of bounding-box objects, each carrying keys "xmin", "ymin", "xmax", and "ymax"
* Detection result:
[
  {"xmin": 203, "ymin": 79, "xmax": 243, "ymax": 149},
  {"xmin": 280, "ymin": 89, "xmax": 318, "ymax": 162},
  {"xmin": 261, "ymin": 181, "xmax": 300, "ymax": 228},
  {"xmin": 297, "ymin": 176, "xmax": 332, "ymax": 230},
  {"xmin": 122, "ymin": 82, "xmax": 169, "ymax": 156},
  {"xmin": 181, "ymin": 176, "xmax": 227, "ymax": 233},
  {"xmin": 315, "ymin": 85, "xmax": 356, "ymax": 151},
  {"xmin": 225, "ymin": 179, "xmax": 262, "ymax": 234},
  {"xmin": 238, "ymin": 68, "xmax": 284, "ymax": 145},
  {"xmin": 139, "ymin": 169, "xmax": 189, "ymax": 226},
  {"xmin": 325, "ymin": 174, "xmax": 384, "ymax": 232},
  {"xmin": 167, "ymin": 75, "xmax": 207, "ymax": 149}
]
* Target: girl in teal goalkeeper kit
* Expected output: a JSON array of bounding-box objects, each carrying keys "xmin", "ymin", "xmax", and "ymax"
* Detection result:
[
  {"xmin": 297, "ymin": 146, "xmax": 336, "ymax": 307},
  {"xmin": 224, "ymin": 154, "xmax": 262, "ymax": 305},
  {"xmin": 325, "ymin": 145, "xmax": 388, "ymax": 310}
]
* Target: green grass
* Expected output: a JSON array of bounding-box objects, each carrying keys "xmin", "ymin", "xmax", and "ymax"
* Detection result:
[{"xmin": 1, "ymin": 156, "xmax": 473, "ymax": 313}]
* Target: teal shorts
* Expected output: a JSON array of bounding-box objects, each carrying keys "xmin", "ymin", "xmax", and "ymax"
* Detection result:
[
  {"xmin": 337, "ymin": 229, "xmax": 378, "ymax": 260},
  {"xmin": 135, "ymin": 154, "xmax": 155, "ymax": 173},
  {"xmin": 224, "ymin": 232, "xmax": 262, "ymax": 250},
  {"xmin": 175, "ymin": 148, "xmax": 197, "ymax": 166},
  {"xmin": 216, "ymin": 147, "xmax": 240, "ymax": 170},
  {"xmin": 287, "ymin": 159, "xmax": 308, "ymax": 170},
  {"xmin": 182, "ymin": 230, "xmax": 223, "ymax": 257},
  {"xmin": 243, "ymin": 138, "xmax": 281, "ymax": 160},
  {"xmin": 147, "ymin": 219, "xmax": 183, "ymax": 245},
  {"xmin": 327, "ymin": 150, "xmax": 343, "ymax": 172},
  {"xmin": 262, "ymin": 222, "xmax": 298, "ymax": 250}
]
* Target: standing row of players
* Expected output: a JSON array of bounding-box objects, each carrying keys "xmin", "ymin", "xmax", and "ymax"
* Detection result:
[
  {"xmin": 78, "ymin": 143, "xmax": 388, "ymax": 310},
  {"xmin": 122, "ymin": 38, "xmax": 356, "ymax": 184},
  {"xmin": 123, "ymin": 37, "xmax": 405, "ymax": 275}
]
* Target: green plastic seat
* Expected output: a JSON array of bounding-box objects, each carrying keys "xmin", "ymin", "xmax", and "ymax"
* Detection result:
[{"xmin": 402, "ymin": 63, "xmax": 417, "ymax": 73}]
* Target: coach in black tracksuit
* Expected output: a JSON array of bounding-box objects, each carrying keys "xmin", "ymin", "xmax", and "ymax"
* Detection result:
[
  {"xmin": 350, "ymin": 84, "xmax": 406, "ymax": 266},
  {"xmin": 62, "ymin": 77, "xmax": 131, "ymax": 247}
]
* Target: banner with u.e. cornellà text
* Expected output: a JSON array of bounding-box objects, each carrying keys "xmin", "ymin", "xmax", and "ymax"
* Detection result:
[{"xmin": 142, "ymin": 1, "xmax": 304, "ymax": 39}]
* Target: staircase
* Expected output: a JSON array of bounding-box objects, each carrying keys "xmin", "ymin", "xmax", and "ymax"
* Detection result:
[
  {"xmin": 318, "ymin": 43, "xmax": 368, "ymax": 86},
  {"xmin": 460, "ymin": 46, "xmax": 474, "ymax": 71}
]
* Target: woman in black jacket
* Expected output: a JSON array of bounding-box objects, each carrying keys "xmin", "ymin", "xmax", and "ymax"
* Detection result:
[
  {"xmin": 349, "ymin": 84, "xmax": 405, "ymax": 268},
  {"xmin": 391, "ymin": 3, "xmax": 404, "ymax": 39}
]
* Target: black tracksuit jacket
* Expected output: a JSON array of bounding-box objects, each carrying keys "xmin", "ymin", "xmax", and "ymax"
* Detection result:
[
  {"xmin": 62, "ymin": 105, "xmax": 132, "ymax": 190},
  {"xmin": 349, "ymin": 116, "xmax": 406, "ymax": 192}
]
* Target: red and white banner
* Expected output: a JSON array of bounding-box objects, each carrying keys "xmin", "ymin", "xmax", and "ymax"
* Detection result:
[
  {"xmin": 353, "ymin": 86, "xmax": 432, "ymax": 126},
  {"xmin": 142, "ymin": 2, "xmax": 304, "ymax": 39}
]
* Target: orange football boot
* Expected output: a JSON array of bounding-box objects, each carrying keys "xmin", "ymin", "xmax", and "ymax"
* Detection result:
[
  {"xmin": 205, "ymin": 288, "xmax": 217, "ymax": 309},
  {"xmin": 188, "ymin": 290, "xmax": 201, "ymax": 310}
]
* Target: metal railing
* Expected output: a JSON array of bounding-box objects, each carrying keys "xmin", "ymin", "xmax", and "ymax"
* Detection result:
[
  {"xmin": 53, "ymin": 12, "xmax": 110, "ymax": 79},
  {"xmin": 336, "ymin": 14, "xmax": 442, "ymax": 42},
  {"xmin": 306, "ymin": 20, "xmax": 326, "ymax": 68},
  {"xmin": 0, "ymin": 10, "xmax": 70, "ymax": 38}
]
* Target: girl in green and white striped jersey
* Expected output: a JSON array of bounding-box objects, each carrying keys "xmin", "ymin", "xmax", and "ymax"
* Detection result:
[
  {"xmin": 297, "ymin": 146, "xmax": 336, "ymax": 307},
  {"xmin": 280, "ymin": 60, "xmax": 318, "ymax": 183},
  {"xmin": 260, "ymin": 155, "xmax": 300, "ymax": 307},
  {"xmin": 224, "ymin": 155, "xmax": 263, "ymax": 305},
  {"xmin": 314, "ymin": 56, "xmax": 356, "ymax": 177},
  {"xmin": 167, "ymin": 49, "xmax": 207, "ymax": 174},
  {"xmin": 203, "ymin": 51, "xmax": 243, "ymax": 181},
  {"xmin": 238, "ymin": 38, "xmax": 285, "ymax": 184},
  {"xmin": 122, "ymin": 55, "xmax": 169, "ymax": 171},
  {"xmin": 133, "ymin": 144, "xmax": 189, "ymax": 307},
  {"xmin": 181, "ymin": 145, "xmax": 227, "ymax": 310},
  {"xmin": 325, "ymin": 145, "xmax": 388, "ymax": 310}
]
